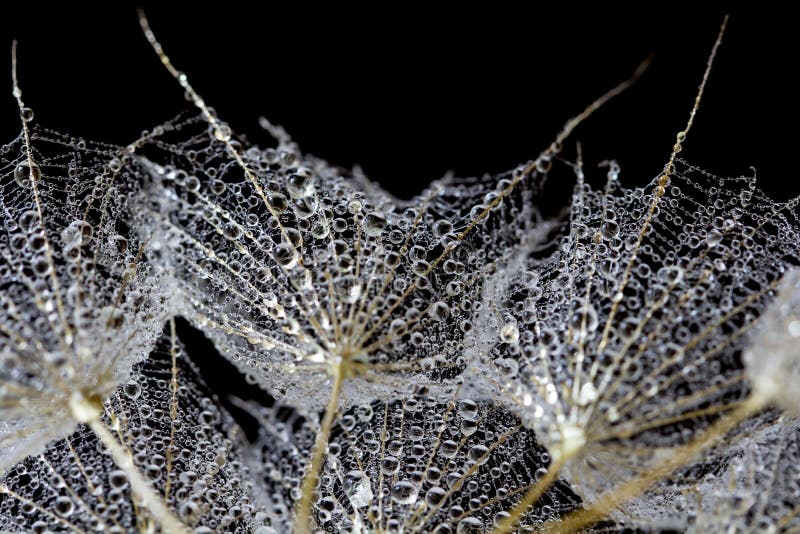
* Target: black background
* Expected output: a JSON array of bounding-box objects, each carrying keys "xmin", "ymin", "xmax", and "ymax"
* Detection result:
[
  {"xmin": 0, "ymin": 3, "xmax": 798, "ymax": 438},
  {"xmin": 0, "ymin": 3, "xmax": 798, "ymax": 201}
]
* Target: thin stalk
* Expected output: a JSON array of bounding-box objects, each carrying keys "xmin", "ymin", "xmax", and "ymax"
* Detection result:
[
  {"xmin": 551, "ymin": 393, "xmax": 765, "ymax": 534},
  {"xmin": 294, "ymin": 361, "xmax": 345, "ymax": 534},
  {"xmin": 89, "ymin": 419, "xmax": 191, "ymax": 534},
  {"xmin": 491, "ymin": 445, "xmax": 572, "ymax": 534}
]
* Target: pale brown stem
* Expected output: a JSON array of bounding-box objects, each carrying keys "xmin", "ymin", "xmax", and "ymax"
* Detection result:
[
  {"xmin": 491, "ymin": 448, "xmax": 570, "ymax": 534},
  {"xmin": 551, "ymin": 393, "xmax": 764, "ymax": 534},
  {"xmin": 89, "ymin": 419, "xmax": 190, "ymax": 534},
  {"xmin": 294, "ymin": 362, "xmax": 345, "ymax": 534}
]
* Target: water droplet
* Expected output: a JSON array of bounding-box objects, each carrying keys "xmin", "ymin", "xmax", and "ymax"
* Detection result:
[
  {"xmin": 272, "ymin": 243, "xmax": 298, "ymax": 269},
  {"xmin": 467, "ymin": 444, "xmax": 489, "ymax": 463},
  {"xmin": 286, "ymin": 173, "xmax": 313, "ymax": 199},
  {"xmin": 429, "ymin": 301, "xmax": 449, "ymax": 321},
  {"xmin": 500, "ymin": 323, "xmax": 519, "ymax": 344},
  {"xmin": 14, "ymin": 161, "xmax": 41, "ymax": 188},
  {"xmin": 362, "ymin": 213, "xmax": 387, "ymax": 237},
  {"xmin": 334, "ymin": 275, "xmax": 361, "ymax": 303},
  {"xmin": 569, "ymin": 305, "xmax": 598, "ymax": 336},
  {"xmin": 706, "ymin": 229, "xmax": 723, "ymax": 247},
  {"xmin": 54, "ymin": 496, "xmax": 74, "ymax": 517},
  {"xmin": 185, "ymin": 175, "xmax": 201, "ymax": 193},
  {"xmin": 268, "ymin": 192, "xmax": 289, "ymax": 214},
  {"xmin": 457, "ymin": 517, "xmax": 483, "ymax": 534},
  {"xmin": 108, "ymin": 470, "xmax": 128, "ymax": 489},
  {"xmin": 223, "ymin": 223, "xmax": 242, "ymax": 240},
  {"xmin": 348, "ymin": 200, "xmax": 363, "ymax": 214},
  {"xmin": 434, "ymin": 220, "xmax": 454, "ymax": 237},
  {"xmin": 123, "ymin": 382, "xmax": 141, "ymax": 399},
  {"xmin": 343, "ymin": 470, "xmax": 373, "ymax": 508},
  {"xmin": 425, "ymin": 486, "xmax": 447, "ymax": 506},
  {"xmin": 657, "ymin": 265, "xmax": 684, "ymax": 285},
  {"xmin": 381, "ymin": 456, "xmax": 400, "ymax": 475},
  {"xmin": 493, "ymin": 357, "xmax": 519, "ymax": 378},
  {"xmin": 440, "ymin": 439, "xmax": 459, "ymax": 458},
  {"xmin": 600, "ymin": 220, "xmax": 619, "ymax": 240},
  {"xmin": 214, "ymin": 124, "xmax": 232, "ymax": 142},
  {"xmin": 20, "ymin": 107, "xmax": 34, "ymax": 122},
  {"xmin": 390, "ymin": 480, "xmax": 419, "ymax": 505},
  {"xmin": 458, "ymin": 399, "xmax": 479, "ymax": 421}
]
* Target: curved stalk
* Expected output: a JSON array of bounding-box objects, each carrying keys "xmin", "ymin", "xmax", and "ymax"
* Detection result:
[
  {"xmin": 294, "ymin": 361, "xmax": 345, "ymax": 534},
  {"xmin": 89, "ymin": 419, "xmax": 191, "ymax": 534},
  {"xmin": 491, "ymin": 435, "xmax": 582, "ymax": 534},
  {"xmin": 551, "ymin": 393, "xmax": 765, "ymax": 534}
]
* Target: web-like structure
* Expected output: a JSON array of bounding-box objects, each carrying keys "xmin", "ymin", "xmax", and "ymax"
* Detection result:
[
  {"xmin": 133, "ymin": 113, "xmax": 551, "ymax": 413},
  {"xmin": 469, "ymin": 159, "xmax": 800, "ymax": 505},
  {"xmin": 0, "ymin": 328, "xmax": 262, "ymax": 533},
  {"xmin": 0, "ymin": 124, "xmax": 169, "ymax": 473},
  {"xmin": 316, "ymin": 389, "xmax": 581, "ymax": 533},
  {"xmin": 689, "ymin": 417, "xmax": 800, "ymax": 533},
  {"xmin": 1, "ymin": 12, "xmax": 799, "ymax": 534},
  {"xmin": 744, "ymin": 267, "xmax": 800, "ymax": 414}
]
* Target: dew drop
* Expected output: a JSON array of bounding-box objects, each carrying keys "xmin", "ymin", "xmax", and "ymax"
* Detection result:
[
  {"xmin": 286, "ymin": 173, "xmax": 313, "ymax": 199},
  {"xmin": 500, "ymin": 322, "xmax": 519, "ymax": 344},
  {"xmin": 272, "ymin": 243, "xmax": 298, "ymax": 269},
  {"xmin": 458, "ymin": 399, "xmax": 479, "ymax": 421},
  {"xmin": 123, "ymin": 382, "xmax": 141, "ymax": 399},
  {"xmin": 20, "ymin": 107, "xmax": 34, "ymax": 122},
  {"xmin": 706, "ymin": 229, "xmax": 723, "ymax": 247},
  {"xmin": 343, "ymin": 470, "xmax": 373, "ymax": 508},
  {"xmin": 381, "ymin": 456, "xmax": 400, "ymax": 475},
  {"xmin": 425, "ymin": 486, "xmax": 447, "ymax": 506},
  {"xmin": 362, "ymin": 213, "xmax": 387, "ymax": 237},
  {"xmin": 14, "ymin": 160, "xmax": 41, "ymax": 187},
  {"xmin": 434, "ymin": 220, "xmax": 454, "ymax": 237},
  {"xmin": 390, "ymin": 480, "xmax": 419, "ymax": 505},
  {"xmin": 54, "ymin": 496, "xmax": 74, "ymax": 517},
  {"xmin": 600, "ymin": 220, "xmax": 619, "ymax": 240},
  {"xmin": 108, "ymin": 470, "xmax": 128, "ymax": 489},
  {"xmin": 457, "ymin": 517, "xmax": 483, "ymax": 534}
]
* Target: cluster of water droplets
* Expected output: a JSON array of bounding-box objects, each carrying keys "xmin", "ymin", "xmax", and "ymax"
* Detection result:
[
  {"xmin": 133, "ymin": 114, "xmax": 552, "ymax": 413},
  {"xmin": 0, "ymin": 330, "xmax": 263, "ymax": 532},
  {"xmin": 2, "ymin": 103, "xmax": 800, "ymax": 532},
  {"xmin": 0, "ymin": 100, "xmax": 572, "ymax": 532},
  {"xmin": 0, "ymin": 126, "xmax": 170, "ymax": 473},
  {"xmin": 244, "ymin": 399, "xmax": 315, "ymax": 533},
  {"xmin": 687, "ymin": 416, "xmax": 800, "ymax": 533},
  {"xmin": 468, "ymin": 158, "xmax": 800, "ymax": 504},
  {"xmin": 744, "ymin": 267, "xmax": 800, "ymax": 414},
  {"xmin": 2, "ymin": 23, "xmax": 800, "ymax": 530},
  {"xmin": 311, "ymin": 386, "xmax": 579, "ymax": 533}
]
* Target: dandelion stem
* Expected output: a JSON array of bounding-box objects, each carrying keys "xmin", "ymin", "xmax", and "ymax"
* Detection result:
[
  {"xmin": 89, "ymin": 419, "xmax": 191, "ymax": 534},
  {"xmin": 294, "ymin": 361, "xmax": 345, "ymax": 534},
  {"xmin": 551, "ymin": 393, "xmax": 765, "ymax": 534}
]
